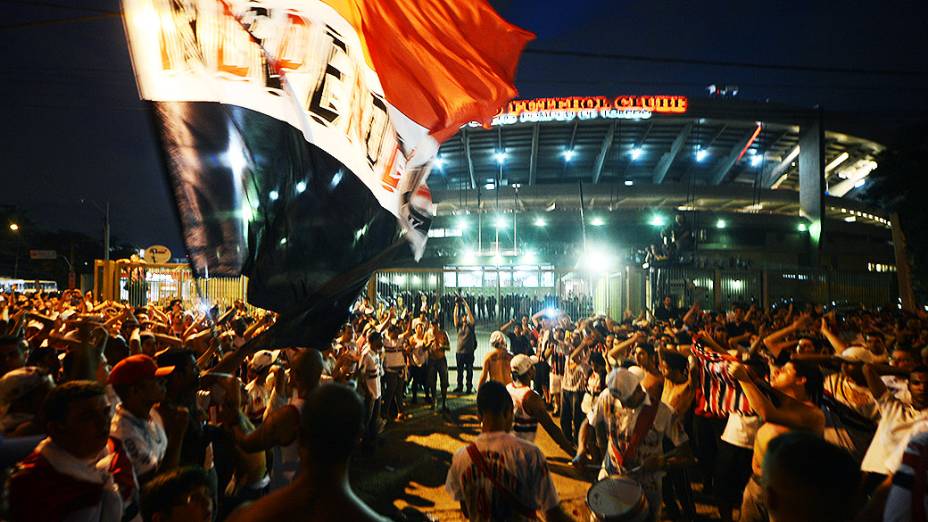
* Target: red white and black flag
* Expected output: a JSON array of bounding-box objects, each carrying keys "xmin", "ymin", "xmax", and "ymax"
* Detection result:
[{"xmin": 122, "ymin": 0, "xmax": 533, "ymax": 345}]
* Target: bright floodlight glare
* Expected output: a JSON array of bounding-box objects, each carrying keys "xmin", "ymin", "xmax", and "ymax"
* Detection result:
[
  {"xmin": 495, "ymin": 216, "xmax": 508, "ymax": 229},
  {"xmin": 8, "ymin": 223, "xmax": 18, "ymax": 232},
  {"xmin": 492, "ymin": 254, "xmax": 504, "ymax": 265},
  {"xmin": 533, "ymin": 217, "xmax": 546, "ymax": 227},
  {"xmin": 521, "ymin": 250, "xmax": 537, "ymax": 264},
  {"xmin": 460, "ymin": 249, "xmax": 477, "ymax": 265},
  {"xmin": 269, "ymin": 190, "xmax": 279, "ymax": 201},
  {"xmin": 457, "ymin": 217, "xmax": 469, "ymax": 230},
  {"xmin": 624, "ymin": 179, "xmax": 634, "ymax": 186},
  {"xmin": 433, "ymin": 156, "xmax": 446, "ymax": 169},
  {"xmin": 590, "ymin": 217, "xmax": 605, "ymax": 227},
  {"xmin": 649, "ymin": 214, "xmax": 666, "ymax": 227},
  {"xmin": 295, "ymin": 181, "xmax": 307, "ymax": 193},
  {"xmin": 630, "ymin": 147, "xmax": 643, "ymax": 160},
  {"xmin": 797, "ymin": 223, "xmax": 808, "ymax": 232},
  {"xmin": 750, "ymin": 155, "xmax": 763, "ymax": 167},
  {"xmin": 494, "ymin": 151, "xmax": 508, "ymax": 165},
  {"xmin": 581, "ymin": 247, "xmax": 613, "ymax": 273},
  {"xmin": 695, "ymin": 148, "xmax": 709, "ymax": 162},
  {"xmin": 716, "ymin": 219, "xmax": 727, "ymax": 229},
  {"xmin": 562, "ymin": 149, "xmax": 576, "ymax": 162},
  {"xmin": 279, "ymin": 237, "xmax": 287, "ymax": 245}
]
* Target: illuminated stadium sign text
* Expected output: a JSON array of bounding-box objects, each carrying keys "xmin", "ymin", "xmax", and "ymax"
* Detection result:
[{"xmin": 472, "ymin": 95, "xmax": 689, "ymax": 127}]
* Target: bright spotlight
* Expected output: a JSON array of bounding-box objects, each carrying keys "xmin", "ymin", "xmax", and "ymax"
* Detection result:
[
  {"xmin": 716, "ymin": 219, "xmax": 727, "ymax": 229},
  {"xmin": 750, "ymin": 155, "xmax": 763, "ymax": 167},
  {"xmin": 695, "ymin": 148, "xmax": 708, "ymax": 162},
  {"xmin": 562, "ymin": 149, "xmax": 576, "ymax": 162},
  {"xmin": 494, "ymin": 151, "xmax": 508, "ymax": 165},
  {"xmin": 590, "ymin": 217, "xmax": 605, "ymax": 227},
  {"xmin": 495, "ymin": 216, "xmax": 508, "ymax": 229},
  {"xmin": 484, "ymin": 183, "xmax": 495, "ymax": 191},
  {"xmin": 797, "ymin": 223, "xmax": 808, "ymax": 232},
  {"xmin": 433, "ymin": 156, "xmax": 446, "ymax": 169},
  {"xmin": 579, "ymin": 246, "xmax": 614, "ymax": 273},
  {"xmin": 521, "ymin": 249, "xmax": 537, "ymax": 264},
  {"xmin": 630, "ymin": 147, "xmax": 643, "ymax": 160},
  {"xmin": 533, "ymin": 217, "xmax": 546, "ymax": 227},
  {"xmin": 460, "ymin": 249, "xmax": 477, "ymax": 265},
  {"xmin": 295, "ymin": 181, "xmax": 307, "ymax": 193},
  {"xmin": 457, "ymin": 217, "xmax": 470, "ymax": 230},
  {"xmin": 624, "ymin": 179, "xmax": 634, "ymax": 186},
  {"xmin": 492, "ymin": 254, "xmax": 504, "ymax": 265},
  {"xmin": 279, "ymin": 237, "xmax": 287, "ymax": 245},
  {"xmin": 8, "ymin": 223, "xmax": 19, "ymax": 232},
  {"xmin": 269, "ymin": 190, "xmax": 279, "ymax": 201},
  {"xmin": 649, "ymin": 214, "xmax": 666, "ymax": 227}
]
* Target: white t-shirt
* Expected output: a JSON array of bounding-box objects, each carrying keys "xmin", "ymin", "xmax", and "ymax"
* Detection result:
[
  {"xmin": 862, "ymin": 391, "xmax": 928, "ymax": 475},
  {"xmin": 110, "ymin": 405, "xmax": 167, "ymax": 478},
  {"xmin": 721, "ymin": 412, "xmax": 761, "ymax": 449},
  {"xmin": 445, "ymin": 431, "xmax": 558, "ymax": 521},
  {"xmin": 884, "ymin": 430, "xmax": 928, "ymax": 522},
  {"xmin": 360, "ymin": 348, "xmax": 383, "ymax": 400}
]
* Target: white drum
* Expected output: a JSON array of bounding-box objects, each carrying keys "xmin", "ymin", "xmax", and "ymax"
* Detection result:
[{"xmin": 586, "ymin": 476, "xmax": 650, "ymax": 522}]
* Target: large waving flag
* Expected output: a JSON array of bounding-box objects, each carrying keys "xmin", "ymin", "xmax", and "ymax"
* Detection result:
[{"xmin": 122, "ymin": 0, "xmax": 533, "ymax": 346}]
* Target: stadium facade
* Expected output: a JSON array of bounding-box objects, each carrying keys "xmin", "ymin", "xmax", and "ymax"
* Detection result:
[{"xmin": 375, "ymin": 95, "xmax": 898, "ymax": 313}]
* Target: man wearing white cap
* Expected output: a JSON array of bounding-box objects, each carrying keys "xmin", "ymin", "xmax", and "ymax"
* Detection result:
[
  {"xmin": 244, "ymin": 350, "xmax": 285, "ymax": 425},
  {"xmin": 587, "ymin": 368, "xmax": 690, "ymax": 521},
  {"xmin": 506, "ymin": 354, "xmax": 575, "ymax": 456},
  {"xmin": 477, "ymin": 331, "xmax": 513, "ymax": 387}
]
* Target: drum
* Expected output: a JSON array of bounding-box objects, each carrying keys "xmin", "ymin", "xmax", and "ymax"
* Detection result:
[{"xmin": 586, "ymin": 476, "xmax": 650, "ymax": 522}]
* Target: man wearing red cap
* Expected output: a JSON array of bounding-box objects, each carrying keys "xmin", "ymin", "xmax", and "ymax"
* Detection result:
[{"xmin": 108, "ymin": 354, "xmax": 186, "ymax": 491}]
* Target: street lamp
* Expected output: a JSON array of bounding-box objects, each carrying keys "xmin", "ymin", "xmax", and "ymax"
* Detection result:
[{"xmin": 8, "ymin": 223, "xmax": 18, "ymax": 232}]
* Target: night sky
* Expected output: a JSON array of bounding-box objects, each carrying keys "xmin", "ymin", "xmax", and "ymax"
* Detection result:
[{"xmin": 3, "ymin": 0, "xmax": 927, "ymax": 256}]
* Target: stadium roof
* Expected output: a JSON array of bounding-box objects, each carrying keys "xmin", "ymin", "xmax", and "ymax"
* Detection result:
[{"xmin": 431, "ymin": 96, "xmax": 883, "ymax": 197}]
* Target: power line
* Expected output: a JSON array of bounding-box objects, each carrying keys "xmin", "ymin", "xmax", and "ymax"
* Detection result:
[
  {"xmin": 523, "ymin": 48, "xmax": 928, "ymax": 77},
  {"xmin": 0, "ymin": 0, "xmax": 119, "ymax": 14}
]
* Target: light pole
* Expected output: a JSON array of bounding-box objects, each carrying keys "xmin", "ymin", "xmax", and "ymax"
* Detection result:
[
  {"xmin": 9, "ymin": 222, "xmax": 20, "ymax": 278},
  {"xmin": 80, "ymin": 199, "xmax": 110, "ymax": 261}
]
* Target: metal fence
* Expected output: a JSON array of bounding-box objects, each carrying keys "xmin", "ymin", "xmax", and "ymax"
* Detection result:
[{"xmin": 94, "ymin": 260, "xmax": 247, "ymax": 308}]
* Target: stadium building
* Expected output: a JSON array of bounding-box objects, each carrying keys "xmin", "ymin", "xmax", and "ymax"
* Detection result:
[{"xmin": 372, "ymin": 94, "xmax": 900, "ymax": 315}]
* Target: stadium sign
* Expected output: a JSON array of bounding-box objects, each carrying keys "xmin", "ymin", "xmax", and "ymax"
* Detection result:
[{"xmin": 472, "ymin": 95, "xmax": 689, "ymax": 127}]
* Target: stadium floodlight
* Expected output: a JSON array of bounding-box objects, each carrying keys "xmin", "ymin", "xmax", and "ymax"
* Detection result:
[
  {"xmin": 433, "ymin": 156, "xmax": 446, "ymax": 169},
  {"xmin": 649, "ymin": 214, "xmax": 666, "ymax": 227},
  {"xmin": 533, "ymin": 217, "xmax": 546, "ymax": 227},
  {"xmin": 750, "ymin": 155, "xmax": 763, "ymax": 167},
  {"xmin": 695, "ymin": 148, "xmax": 709, "ymax": 162},
  {"xmin": 579, "ymin": 245, "xmax": 614, "ymax": 273},
  {"xmin": 495, "ymin": 215, "xmax": 508, "ymax": 229},
  {"xmin": 562, "ymin": 149, "xmax": 576, "ymax": 162},
  {"xmin": 624, "ymin": 179, "xmax": 634, "ymax": 186},
  {"xmin": 590, "ymin": 216, "xmax": 606, "ymax": 227},
  {"xmin": 269, "ymin": 190, "xmax": 279, "ymax": 201},
  {"xmin": 630, "ymin": 147, "xmax": 643, "ymax": 160},
  {"xmin": 797, "ymin": 223, "xmax": 808, "ymax": 232},
  {"xmin": 460, "ymin": 248, "xmax": 477, "ymax": 265},
  {"xmin": 494, "ymin": 150, "xmax": 508, "ymax": 165},
  {"xmin": 295, "ymin": 181, "xmax": 306, "ymax": 193},
  {"xmin": 716, "ymin": 219, "xmax": 727, "ymax": 229}
]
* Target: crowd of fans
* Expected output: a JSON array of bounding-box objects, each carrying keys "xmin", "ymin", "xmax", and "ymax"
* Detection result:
[{"xmin": 2, "ymin": 285, "xmax": 928, "ymax": 521}]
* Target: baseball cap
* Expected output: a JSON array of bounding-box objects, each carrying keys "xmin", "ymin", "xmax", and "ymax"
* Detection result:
[
  {"xmin": 489, "ymin": 331, "xmax": 508, "ymax": 349},
  {"xmin": 839, "ymin": 346, "xmax": 875, "ymax": 364},
  {"xmin": 250, "ymin": 350, "xmax": 280, "ymax": 372},
  {"xmin": 0, "ymin": 367, "xmax": 53, "ymax": 406},
  {"xmin": 510, "ymin": 354, "xmax": 533, "ymax": 376},
  {"xmin": 606, "ymin": 368, "xmax": 643, "ymax": 402},
  {"xmin": 107, "ymin": 354, "xmax": 174, "ymax": 387}
]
